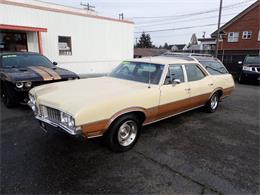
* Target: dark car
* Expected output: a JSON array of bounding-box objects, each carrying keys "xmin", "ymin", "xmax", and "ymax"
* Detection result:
[
  {"xmin": 0, "ymin": 52, "xmax": 79, "ymax": 108},
  {"xmin": 238, "ymin": 55, "xmax": 260, "ymax": 84}
]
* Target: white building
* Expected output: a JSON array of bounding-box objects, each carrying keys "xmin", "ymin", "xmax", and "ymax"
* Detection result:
[{"xmin": 0, "ymin": 0, "xmax": 134, "ymax": 76}]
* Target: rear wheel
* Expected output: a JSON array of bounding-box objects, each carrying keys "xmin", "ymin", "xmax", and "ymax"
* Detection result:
[
  {"xmin": 104, "ymin": 114, "xmax": 141, "ymax": 152},
  {"xmin": 205, "ymin": 92, "xmax": 220, "ymax": 113}
]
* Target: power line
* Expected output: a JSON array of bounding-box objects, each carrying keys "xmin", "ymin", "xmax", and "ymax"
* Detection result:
[
  {"xmin": 133, "ymin": 4, "xmax": 247, "ymax": 26},
  {"xmin": 134, "ymin": 23, "xmax": 225, "ymax": 34},
  {"xmin": 131, "ymin": 0, "xmax": 254, "ymax": 20},
  {"xmin": 135, "ymin": 12, "xmax": 238, "ymax": 28},
  {"xmin": 134, "ymin": 17, "xmax": 256, "ymax": 34}
]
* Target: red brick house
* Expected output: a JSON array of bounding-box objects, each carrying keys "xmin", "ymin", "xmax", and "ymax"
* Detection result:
[
  {"xmin": 210, "ymin": 1, "xmax": 260, "ymax": 74},
  {"xmin": 211, "ymin": 1, "xmax": 260, "ymax": 52}
]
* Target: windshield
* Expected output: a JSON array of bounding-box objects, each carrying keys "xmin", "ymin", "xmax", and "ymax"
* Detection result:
[
  {"xmin": 199, "ymin": 60, "xmax": 228, "ymax": 75},
  {"xmin": 244, "ymin": 56, "xmax": 260, "ymax": 64},
  {"xmin": 1, "ymin": 54, "xmax": 54, "ymax": 68},
  {"xmin": 109, "ymin": 61, "xmax": 164, "ymax": 84}
]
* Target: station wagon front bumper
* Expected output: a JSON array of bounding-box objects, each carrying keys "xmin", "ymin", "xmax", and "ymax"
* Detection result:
[{"xmin": 35, "ymin": 115, "xmax": 80, "ymax": 135}]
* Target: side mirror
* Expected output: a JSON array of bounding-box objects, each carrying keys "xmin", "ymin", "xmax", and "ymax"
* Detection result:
[
  {"xmin": 53, "ymin": 61, "xmax": 58, "ymax": 66},
  {"xmin": 172, "ymin": 78, "xmax": 181, "ymax": 86},
  {"xmin": 238, "ymin": 61, "xmax": 242, "ymax": 65}
]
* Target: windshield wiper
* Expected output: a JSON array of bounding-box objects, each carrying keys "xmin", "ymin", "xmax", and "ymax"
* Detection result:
[{"xmin": 205, "ymin": 66, "xmax": 224, "ymax": 74}]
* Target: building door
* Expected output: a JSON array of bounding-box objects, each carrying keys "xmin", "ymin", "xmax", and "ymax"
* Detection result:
[{"xmin": 0, "ymin": 30, "xmax": 28, "ymax": 52}]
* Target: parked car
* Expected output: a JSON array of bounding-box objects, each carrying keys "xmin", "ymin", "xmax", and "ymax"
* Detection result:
[
  {"xmin": 28, "ymin": 56, "xmax": 235, "ymax": 152},
  {"xmin": 0, "ymin": 52, "xmax": 79, "ymax": 107},
  {"xmin": 238, "ymin": 55, "xmax": 260, "ymax": 83}
]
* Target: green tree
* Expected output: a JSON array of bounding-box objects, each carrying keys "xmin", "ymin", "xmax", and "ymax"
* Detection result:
[
  {"xmin": 136, "ymin": 32, "xmax": 153, "ymax": 48},
  {"xmin": 163, "ymin": 42, "xmax": 169, "ymax": 49}
]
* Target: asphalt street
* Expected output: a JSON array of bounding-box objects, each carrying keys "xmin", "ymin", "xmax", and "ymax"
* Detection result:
[{"xmin": 0, "ymin": 83, "xmax": 259, "ymax": 194}]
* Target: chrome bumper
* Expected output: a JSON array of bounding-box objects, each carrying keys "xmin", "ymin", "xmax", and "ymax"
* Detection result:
[{"xmin": 35, "ymin": 115, "xmax": 80, "ymax": 136}]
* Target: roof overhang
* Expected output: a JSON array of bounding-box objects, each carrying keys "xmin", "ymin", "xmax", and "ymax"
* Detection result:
[{"xmin": 0, "ymin": 24, "xmax": 47, "ymax": 32}]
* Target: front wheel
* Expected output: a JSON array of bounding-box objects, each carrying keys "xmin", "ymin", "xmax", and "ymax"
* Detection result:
[
  {"xmin": 205, "ymin": 92, "xmax": 220, "ymax": 113},
  {"xmin": 1, "ymin": 82, "xmax": 17, "ymax": 108},
  {"xmin": 104, "ymin": 114, "xmax": 141, "ymax": 152}
]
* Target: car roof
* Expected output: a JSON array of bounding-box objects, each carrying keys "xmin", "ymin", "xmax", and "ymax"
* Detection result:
[
  {"xmin": 0, "ymin": 52, "xmax": 41, "ymax": 56},
  {"xmin": 163, "ymin": 52, "xmax": 217, "ymax": 61},
  {"xmin": 130, "ymin": 56, "xmax": 197, "ymax": 65}
]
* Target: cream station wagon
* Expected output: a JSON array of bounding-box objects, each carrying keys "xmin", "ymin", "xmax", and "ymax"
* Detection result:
[{"xmin": 28, "ymin": 55, "xmax": 235, "ymax": 152}]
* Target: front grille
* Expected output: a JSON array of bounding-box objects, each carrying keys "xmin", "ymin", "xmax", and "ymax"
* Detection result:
[{"xmin": 40, "ymin": 106, "xmax": 61, "ymax": 123}]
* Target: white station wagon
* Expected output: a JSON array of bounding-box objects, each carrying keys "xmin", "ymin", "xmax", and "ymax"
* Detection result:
[{"xmin": 28, "ymin": 54, "xmax": 235, "ymax": 152}]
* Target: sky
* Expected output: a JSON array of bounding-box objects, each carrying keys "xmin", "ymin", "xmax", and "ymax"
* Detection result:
[{"xmin": 42, "ymin": 0, "xmax": 257, "ymax": 46}]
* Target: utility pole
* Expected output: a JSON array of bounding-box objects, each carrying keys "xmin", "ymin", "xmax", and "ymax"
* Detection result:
[
  {"xmin": 80, "ymin": 2, "xmax": 95, "ymax": 11},
  {"xmin": 119, "ymin": 13, "xmax": 124, "ymax": 20},
  {"xmin": 202, "ymin": 31, "xmax": 206, "ymax": 38},
  {"xmin": 215, "ymin": 0, "xmax": 223, "ymax": 58}
]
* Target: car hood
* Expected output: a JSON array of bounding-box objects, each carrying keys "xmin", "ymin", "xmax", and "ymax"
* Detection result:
[
  {"xmin": 31, "ymin": 77, "xmax": 151, "ymax": 116},
  {"xmin": 1, "ymin": 66, "xmax": 78, "ymax": 82}
]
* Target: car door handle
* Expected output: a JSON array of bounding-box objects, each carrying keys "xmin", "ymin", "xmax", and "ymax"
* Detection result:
[
  {"xmin": 208, "ymin": 83, "xmax": 214, "ymax": 86},
  {"xmin": 185, "ymin": 88, "xmax": 191, "ymax": 91}
]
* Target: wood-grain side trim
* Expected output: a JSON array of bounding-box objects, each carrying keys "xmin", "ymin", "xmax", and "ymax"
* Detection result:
[
  {"xmin": 145, "ymin": 93, "xmax": 211, "ymax": 124},
  {"xmin": 81, "ymin": 119, "xmax": 108, "ymax": 137},
  {"xmin": 81, "ymin": 93, "xmax": 211, "ymax": 137},
  {"xmin": 222, "ymin": 87, "xmax": 234, "ymax": 97}
]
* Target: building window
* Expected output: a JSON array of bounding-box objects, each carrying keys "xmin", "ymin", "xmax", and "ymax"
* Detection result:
[
  {"xmin": 258, "ymin": 30, "xmax": 260, "ymax": 41},
  {"xmin": 0, "ymin": 31, "xmax": 28, "ymax": 52},
  {"xmin": 227, "ymin": 32, "xmax": 239, "ymax": 42},
  {"xmin": 58, "ymin": 36, "xmax": 72, "ymax": 55},
  {"xmin": 242, "ymin": 31, "xmax": 252, "ymax": 39}
]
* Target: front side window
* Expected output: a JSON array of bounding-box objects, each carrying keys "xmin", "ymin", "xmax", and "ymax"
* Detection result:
[
  {"xmin": 228, "ymin": 32, "xmax": 239, "ymax": 42},
  {"xmin": 1, "ymin": 54, "xmax": 54, "ymax": 68},
  {"xmin": 110, "ymin": 61, "xmax": 164, "ymax": 84},
  {"xmin": 164, "ymin": 65, "xmax": 184, "ymax": 85},
  {"xmin": 58, "ymin": 36, "xmax": 72, "ymax": 55},
  {"xmin": 199, "ymin": 60, "xmax": 228, "ymax": 75},
  {"xmin": 185, "ymin": 64, "xmax": 205, "ymax": 82},
  {"xmin": 242, "ymin": 31, "xmax": 252, "ymax": 39}
]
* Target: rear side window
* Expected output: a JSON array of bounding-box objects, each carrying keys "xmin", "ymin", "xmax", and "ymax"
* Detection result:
[
  {"xmin": 199, "ymin": 60, "xmax": 228, "ymax": 75},
  {"xmin": 185, "ymin": 64, "xmax": 205, "ymax": 82}
]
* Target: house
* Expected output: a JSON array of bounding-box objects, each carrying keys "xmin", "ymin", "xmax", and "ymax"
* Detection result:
[
  {"xmin": 201, "ymin": 1, "xmax": 260, "ymax": 74},
  {"xmin": 197, "ymin": 38, "xmax": 216, "ymax": 51},
  {"xmin": 0, "ymin": 0, "xmax": 134, "ymax": 75},
  {"xmin": 170, "ymin": 44, "xmax": 186, "ymax": 51},
  {"xmin": 211, "ymin": 0, "xmax": 260, "ymax": 53}
]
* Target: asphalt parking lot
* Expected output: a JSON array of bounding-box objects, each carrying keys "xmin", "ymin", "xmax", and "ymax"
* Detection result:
[{"xmin": 0, "ymin": 83, "xmax": 259, "ymax": 194}]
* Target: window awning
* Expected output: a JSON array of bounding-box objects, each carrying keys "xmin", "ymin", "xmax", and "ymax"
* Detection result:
[{"xmin": 0, "ymin": 24, "xmax": 47, "ymax": 32}]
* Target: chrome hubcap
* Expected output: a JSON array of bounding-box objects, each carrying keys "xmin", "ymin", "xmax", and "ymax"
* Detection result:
[
  {"xmin": 210, "ymin": 95, "xmax": 218, "ymax": 110},
  {"xmin": 118, "ymin": 120, "xmax": 137, "ymax": 147}
]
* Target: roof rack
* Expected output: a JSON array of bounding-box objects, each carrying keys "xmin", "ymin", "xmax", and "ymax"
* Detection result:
[{"xmin": 163, "ymin": 52, "xmax": 213, "ymax": 58}]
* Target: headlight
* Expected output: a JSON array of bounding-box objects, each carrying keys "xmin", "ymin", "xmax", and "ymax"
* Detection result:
[
  {"xmin": 61, "ymin": 112, "xmax": 75, "ymax": 127},
  {"xmin": 25, "ymin": 81, "xmax": 32, "ymax": 88},
  {"xmin": 16, "ymin": 82, "xmax": 24, "ymax": 88},
  {"xmin": 28, "ymin": 94, "xmax": 37, "ymax": 113},
  {"xmin": 29, "ymin": 94, "xmax": 36, "ymax": 105},
  {"xmin": 242, "ymin": 66, "xmax": 252, "ymax": 71}
]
